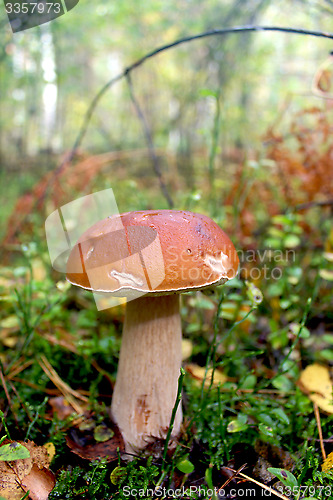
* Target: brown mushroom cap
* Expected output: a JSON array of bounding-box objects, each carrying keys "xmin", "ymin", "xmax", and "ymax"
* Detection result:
[{"xmin": 66, "ymin": 210, "xmax": 239, "ymax": 295}]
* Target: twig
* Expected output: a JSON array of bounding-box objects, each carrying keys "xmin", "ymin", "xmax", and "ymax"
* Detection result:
[
  {"xmin": 9, "ymin": 378, "xmax": 61, "ymax": 395},
  {"xmin": 75, "ymin": 25, "xmax": 333, "ymax": 150},
  {"xmin": 294, "ymin": 199, "xmax": 333, "ymax": 211},
  {"xmin": 313, "ymin": 402, "xmax": 326, "ymax": 460},
  {"xmin": 6, "ymin": 359, "xmax": 34, "ymax": 380},
  {"xmin": 207, "ymin": 90, "xmax": 222, "ymax": 207},
  {"xmin": 47, "ymin": 25, "xmax": 333, "ymax": 207},
  {"xmin": 126, "ymin": 73, "xmax": 174, "ymax": 208},
  {"xmin": 237, "ymin": 472, "xmax": 290, "ymax": 500},
  {"xmin": 0, "ymin": 367, "xmax": 12, "ymax": 410},
  {"xmin": 8, "ymin": 380, "xmax": 34, "ymax": 424},
  {"xmin": 38, "ymin": 355, "xmax": 88, "ymax": 415},
  {"xmin": 0, "ymin": 365, "xmax": 20, "ymax": 431},
  {"xmin": 209, "ymin": 464, "xmax": 247, "ymax": 500}
]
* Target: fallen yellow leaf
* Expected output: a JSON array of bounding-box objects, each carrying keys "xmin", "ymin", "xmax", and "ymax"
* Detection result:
[
  {"xmin": 185, "ymin": 363, "xmax": 227, "ymax": 387},
  {"xmin": 43, "ymin": 442, "xmax": 56, "ymax": 462},
  {"xmin": 181, "ymin": 339, "xmax": 193, "ymax": 361},
  {"xmin": 31, "ymin": 258, "xmax": 47, "ymax": 282},
  {"xmin": 322, "ymin": 451, "xmax": 333, "ymax": 471},
  {"xmin": 298, "ymin": 364, "xmax": 333, "ymax": 414}
]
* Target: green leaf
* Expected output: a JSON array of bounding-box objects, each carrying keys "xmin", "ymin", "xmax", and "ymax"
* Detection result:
[
  {"xmin": 110, "ymin": 466, "xmax": 126, "ymax": 485},
  {"xmin": 319, "ymin": 269, "xmax": 333, "ymax": 281},
  {"xmin": 176, "ymin": 458, "xmax": 195, "ymax": 474},
  {"xmin": 272, "ymin": 374, "xmax": 293, "ymax": 392},
  {"xmin": 323, "ymin": 252, "xmax": 333, "ymax": 262},
  {"xmin": 268, "ymin": 227, "xmax": 284, "ymax": 238},
  {"xmin": 220, "ymin": 301, "xmax": 237, "ymax": 320},
  {"xmin": 0, "ymin": 442, "xmax": 30, "ymax": 461},
  {"xmin": 258, "ymin": 413, "xmax": 274, "ymax": 426},
  {"xmin": 205, "ymin": 467, "xmax": 214, "ymax": 490},
  {"xmin": 289, "ymin": 322, "xmax": 310, "ymax": 339},
  {"xmin": 280, "ymin": 299, "xmax": 291, "ymax": 309},
  {"xmin": 323, "ymin": 334, "xmax": 333, "ymax": 344},
  {"xmin": 272, "ymin": 408, "xmax": 290, "ymax": 425},
  {"xmin": 227, "ymin": 414, "xmax": 248, "ymax": 433},
  {"xmin": 264, "ymin": 237, "xmax": 282, "ymax": 249},
  {"xmin": 246, "ymin": 281, "xmax": 263, "ymax": 306},
  {"xmin": 267, "ymin": 467, "xmax": 298, "ymax": 488},
  {"xmin": 199, "ymin": 88, "xmax": 219, "ymax": 98},
  {"xmin": 240, "ymin": 374, "xmax": 257, "ymax": 389},
  {"xmin": 319, "ymin": 349, "xmax": 333, "ymax": 361},
  {"xmin": 272, "ymin": 215, "xmax": 295, "ymax": 226},
  {"xmin": 284, "ymin": 234, "xmax": 300, "ymax": 248},
  {"xmin": 258, "ymin": 423, "xmax": 274, "ymax": 438},
  {"xmin": 190, "ymin": 296, "xmax": 215, "ymax": 310},
  {"xmin": 93, "ymin": 424, "xmax": 114, "ymax": 442}
]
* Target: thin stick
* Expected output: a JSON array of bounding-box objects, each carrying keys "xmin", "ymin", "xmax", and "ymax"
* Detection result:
[
  {"xmin": 73, "ymin": 26, "xmax": 333, "ymax": 163},
  {"xmin": 228, "ymin": 469, "xmax": 291, "ymax": 500},
  {"xmin": 313, "ymin": 402, "xmax": 326, "ymax": 460},
  {"xmin": 0, "ymin": 367, "xmax": 12, "ymax": 411},
  {"xmin": 126, "ymin": 73, "xmax": 174, "ymax": 208},
  {"xmin": 0, "ymin": 366, "xmax": 19, "ymax": 433},
  {"xmin": 46, "ymin": 25, "xmax": 333, "ymax": 206},
  {"xmin": 209, "ymin": 464, "xmax": 247, "ymax": 500},
  {"xmin": 38, "ymin": 355, "xmax": 88, "ymax": 415},
  {"xmin": 8, "ymin": 380, "xmax": 33, "ymax": 424},
  {"xmin": 7, "ymin": 359, "xmax": 34, "ymax": 380}
]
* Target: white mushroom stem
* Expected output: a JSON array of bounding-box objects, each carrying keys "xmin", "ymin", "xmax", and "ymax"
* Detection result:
[{"xmin": 111, "ymin": 294, "xmax": 183, "ymax": 456}]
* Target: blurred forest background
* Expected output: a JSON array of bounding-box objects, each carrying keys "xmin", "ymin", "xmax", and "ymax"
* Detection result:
[
  {"xmin": 1, "ymin": 0, "xmax": 333, "ymax": 239},
  {"xmin": 0, "ymin": 0, "xmax": 333, "ymax": 497}
]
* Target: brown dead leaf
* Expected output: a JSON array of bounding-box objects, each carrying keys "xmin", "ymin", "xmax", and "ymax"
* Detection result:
[
  {"xmin": 322, "ymin": 451, "xmax": 333, "ymax": 472},
  {"xmin": 298, "ymin": 363, "xmax": 333, "ymax": 414},
  {"xmin": 0, "ymin": 460, "xmax": 31, "ymax": 500},
  {"xmin": 66, "ymin": 422, "xmax": 124, "ymax": 461},
  {"xmin": 21, "ymin": 464, "xmax": 56, "ymax": 500},
  {"xmin": 0, "ymin": 483, "xmax": 24, "ymax": 500},
  {"xmin": 49, "ymin": 396, "xmax": 76, "ymax": 419},
  {"xmin": 24, "ymin": 441, "xmax": 51, "ymax": 469},
  {"xmin": 0, "ymin": 440, "xmax": 55, "ymax": 500},
  {"xmin": 38, "ymin": 355, "xmax": 88, "ymax": 415}
]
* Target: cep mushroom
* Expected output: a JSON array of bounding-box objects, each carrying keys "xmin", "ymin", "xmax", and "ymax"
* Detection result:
[{"xmin": 66, "ymin": 210, "xmax": 239, "ymax": 455}]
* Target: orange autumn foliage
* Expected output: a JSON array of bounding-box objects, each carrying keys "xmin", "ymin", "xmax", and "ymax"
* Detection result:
[{"xmin": 225, "ymin": 105, "xmax": 333, "ymax": 240}]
